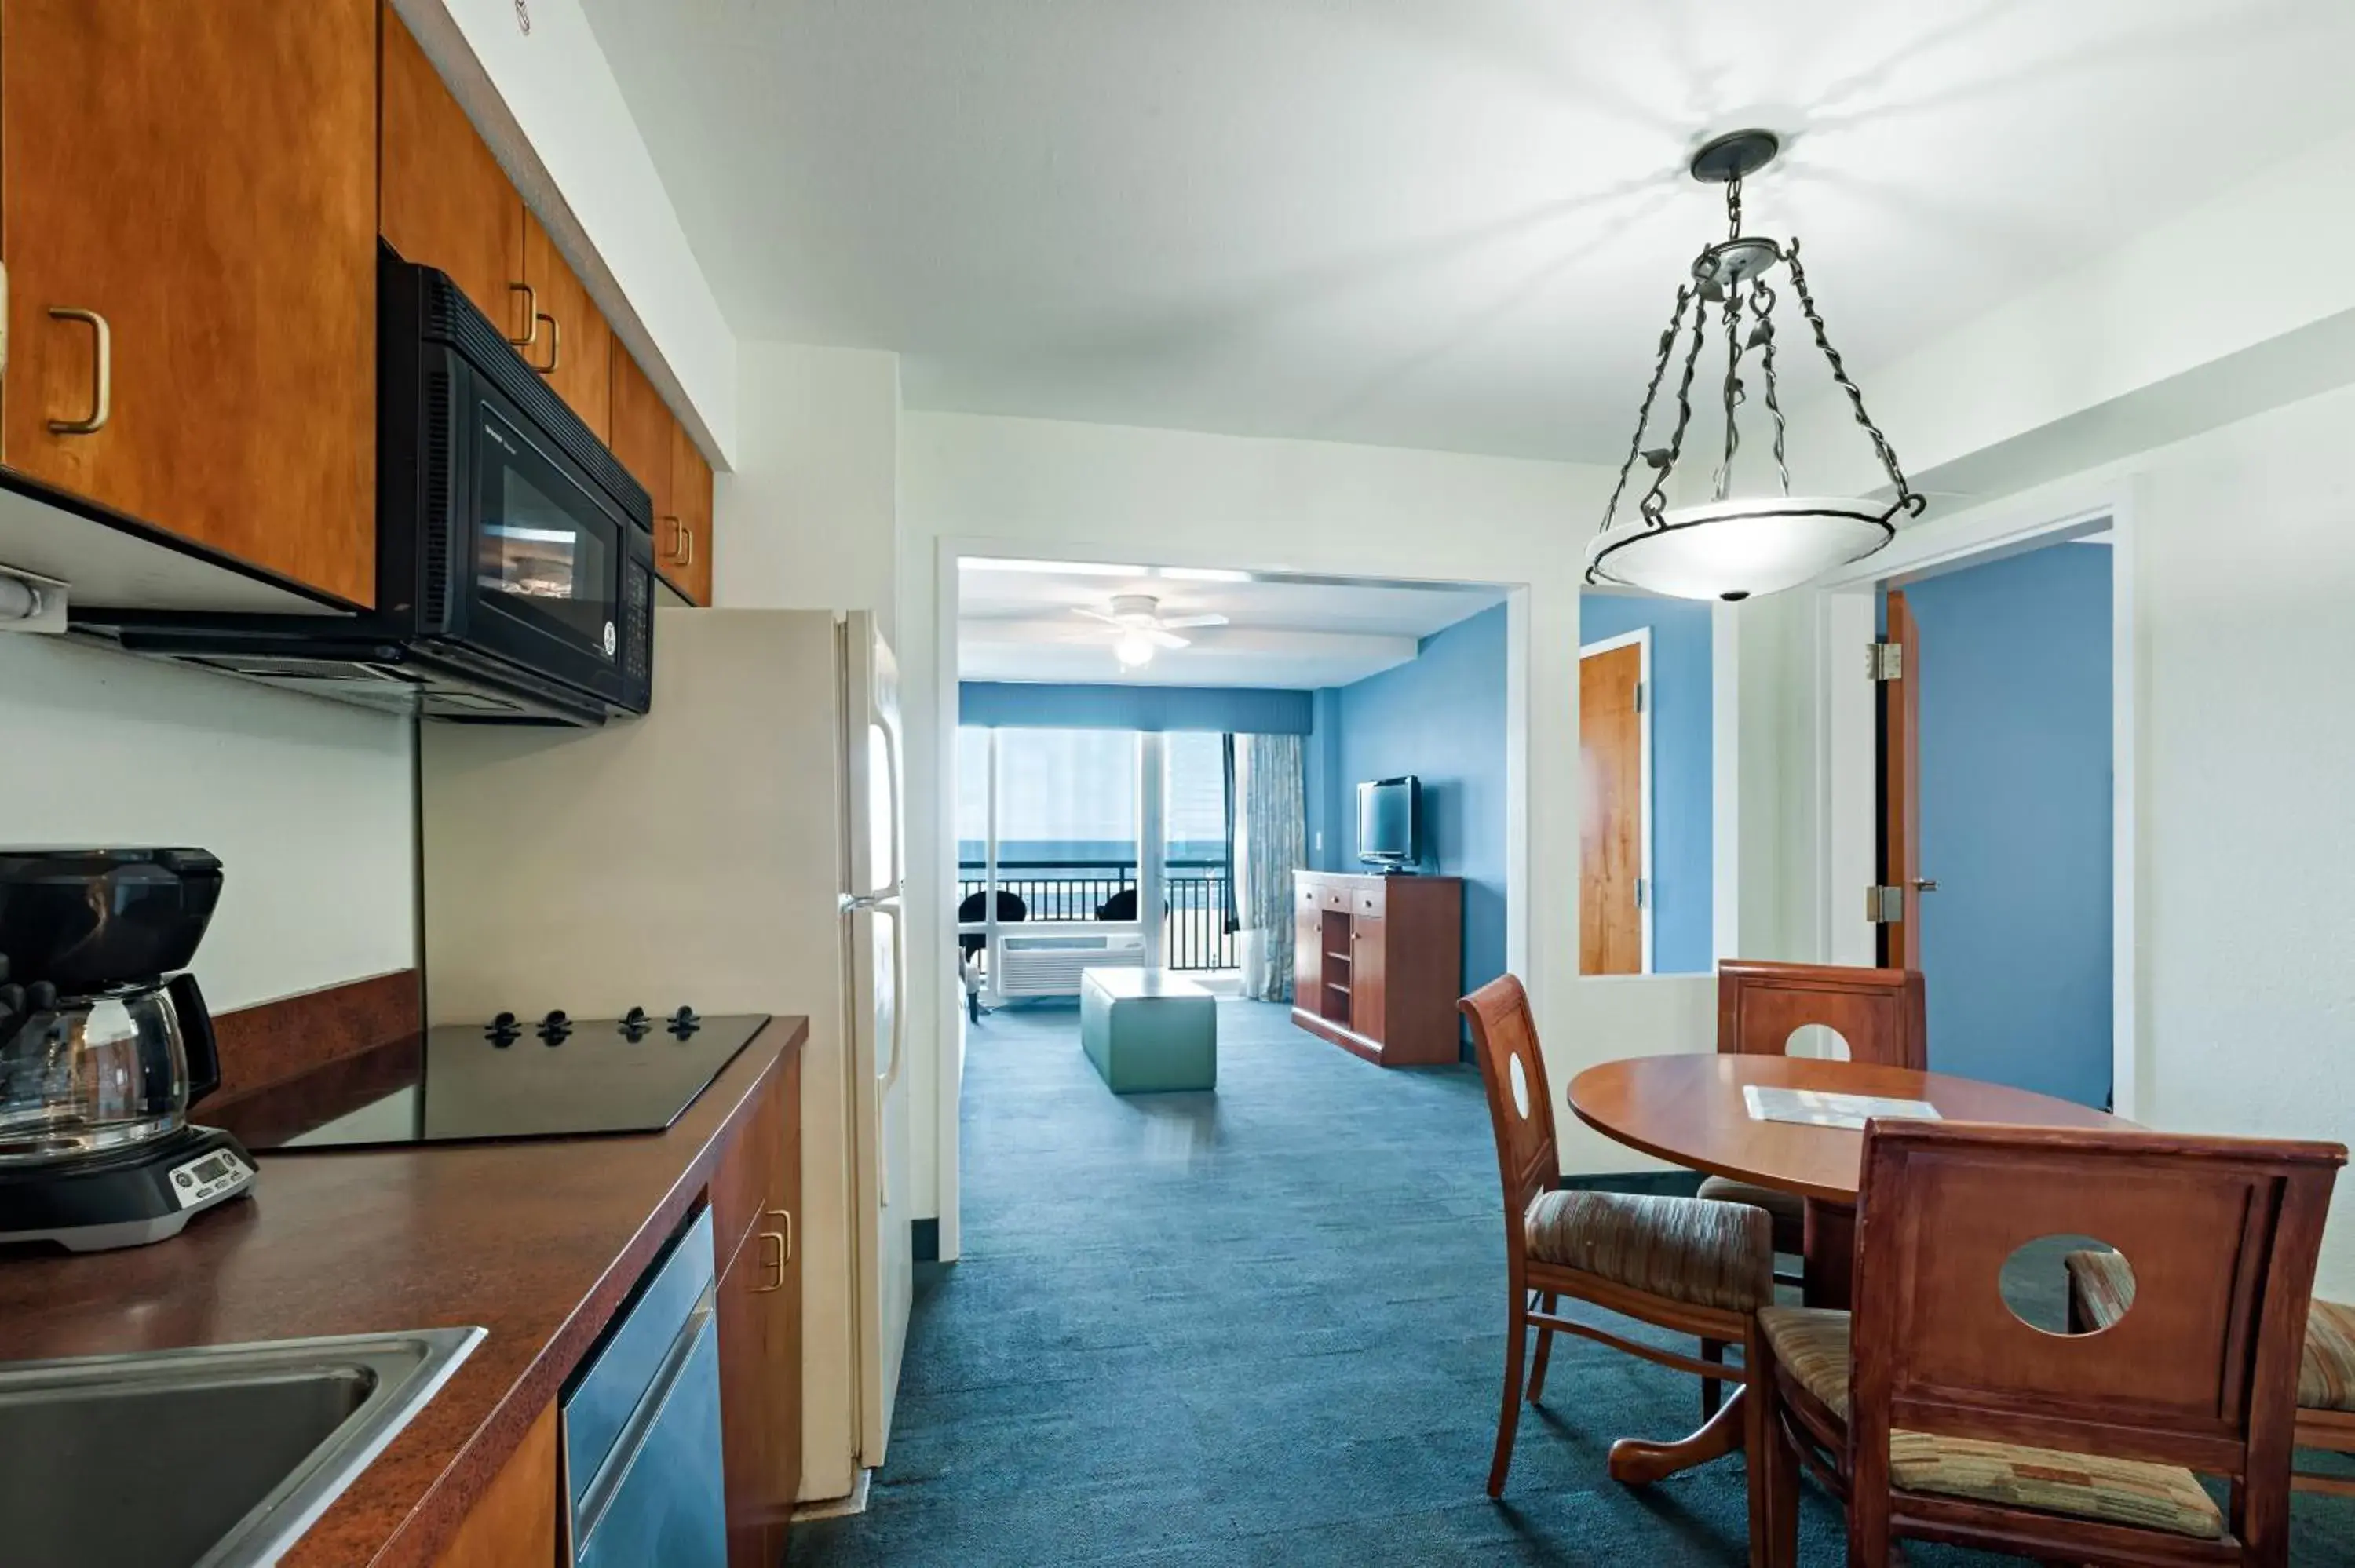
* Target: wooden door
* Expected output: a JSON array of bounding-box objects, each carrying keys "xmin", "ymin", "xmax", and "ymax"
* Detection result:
[
  {"xmin": 2, "ymin": 0, "xmax": 379, "ymax": 607},
  {"xmin": 609, "ymin": 341, "xmax": 677, "ymax": 523},
  {"xmin": 1349, "ymin": 915, "xmax": 1387, "ymax": 1044},
  {"xmin": 715, "ymin": 1052, "xmax": 800, "ymax": 1566},
  {"xmin": 1881, "ymin": 590, "xmax": 1922, "ymax": 969},
  {"xmin": 668, "ymin": 419, "xmax": 716, "ymax": 604},
  {"xmin": 520, "ymin": 212, "xmax": 613, "ymax": 441},
  {"xmin": 1579, "ymin": 642, "xmax": 1645, "ymax": 974},
  {"xmin": 1292, "ymin": 883, "xmax": 1321, "ymax": 1003},
  {"xmin": 380, "ymin": 4, "xmax": 528, "ymax": 337}
]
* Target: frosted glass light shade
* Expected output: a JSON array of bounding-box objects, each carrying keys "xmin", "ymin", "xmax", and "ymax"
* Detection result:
[{"xmin": 1584, "ymin": 497, "xmax": 1894, "ymax": 600}]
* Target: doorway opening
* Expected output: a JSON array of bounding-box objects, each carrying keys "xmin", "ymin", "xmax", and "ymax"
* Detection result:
[{"xmin": 1876, "ymin": 536, "xmax": 2116, "ymax": 1107}]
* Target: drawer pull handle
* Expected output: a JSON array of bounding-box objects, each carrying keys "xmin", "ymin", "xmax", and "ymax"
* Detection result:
[
  {"xmin": 506, "ymin": 283, "xmax": 539, "ymax": 347},
  {"xmin": 534, "ymin": 310, "xmax": 560, "ymax": 374},
  {"xmin": 47, "ymin": 308, "xmax": 111, "ymax": 435}
]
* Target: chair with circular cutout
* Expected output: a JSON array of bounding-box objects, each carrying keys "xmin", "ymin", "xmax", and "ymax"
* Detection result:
[
  {"xmin": 1754, "ymin": 1119, "xmax": 2345, "ymax": 1567},
  {"xmin": 1459, "ymin": 975, "xmax": 1774, "ymax": 1507}
]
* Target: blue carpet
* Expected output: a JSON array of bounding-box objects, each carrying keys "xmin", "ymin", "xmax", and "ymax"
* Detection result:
[{"xmin": 790, "ymin": 1000, "xmax": 2355, "ymax": 1565}]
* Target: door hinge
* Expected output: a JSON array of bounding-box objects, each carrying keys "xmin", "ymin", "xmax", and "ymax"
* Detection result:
[
  {"xmin": 1864, "ymin": 884, "xmax": 1904, "ymax": 923},
  {"xmin": 1633, "ymin": 680, "xmax": 1646, "ymax": 714},
  {"xmin": 1867, "ymin": 640, "xmax": 1904, "ymax": 681},
  {"xmin": 1635, "ymin": 877, "xmax": 1649, "ymax": 910},
  {"xmin": 0, "ymin": 260, "xmax": 9, "ymax": 380}
]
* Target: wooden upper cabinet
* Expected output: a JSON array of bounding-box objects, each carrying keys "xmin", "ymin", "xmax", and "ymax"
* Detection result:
[
  {"xmin": 521, "ymin": 213, "xmax": 613, "ymax": 443},
  {"xmin": 380, "ymin": 3, "xmax": 528, "ymax": 340},
  {"xmin": 608, "ymin": 340, "xmax": 676, "ymax": 516},
  {"xmin": 669, "ymin": 419, "xmax": 717, "ymax": 606},
  {"xmin": 1, "ymin": 0, "xmax": 379, "ymax": 607}
]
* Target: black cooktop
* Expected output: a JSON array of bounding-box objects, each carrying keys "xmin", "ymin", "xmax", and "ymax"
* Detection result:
[{"xmin": 214, "ymin": 1008, "xmax": 771, "ymax": 1152}]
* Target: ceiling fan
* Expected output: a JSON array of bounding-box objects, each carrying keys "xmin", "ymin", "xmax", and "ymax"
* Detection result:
[{"xmin": 1072, "ymin": 593, "xmax": 1229, "ymax": 667}]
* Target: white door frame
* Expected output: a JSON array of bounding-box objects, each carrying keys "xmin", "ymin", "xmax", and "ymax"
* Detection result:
[
  {"xmin": 1578, "ymin": 626, "xmax": 1654, "ymax": 975},
  {"xmin": 1811, "ymin": 479, "xmax": 2141, "ymax": 1116}
]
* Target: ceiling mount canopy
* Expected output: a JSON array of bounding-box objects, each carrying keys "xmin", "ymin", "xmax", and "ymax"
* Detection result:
[{"xmin": 1584, "ymin": 129, "xmax": 1923, "ymax": 602}]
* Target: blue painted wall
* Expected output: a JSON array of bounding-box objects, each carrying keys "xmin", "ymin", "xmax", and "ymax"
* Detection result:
[
  {"xmin": 1304, "ymin": 688, "xmax": 1344, "ymax": 869},
  {"xmin": 1579, "ymin": 594, "xmax": 1714, "ymax": 975},
  {"xmin": 1904, "ymin": 542, "xmax": 2113, "ymax": 1107},
  {"xmin": 959, "ymin": 682, "xmax": 1311, "ymax": 733},
  {"xmin": 1315, "ymin": 605, "xmax": 1509, "ymax": 1041}
]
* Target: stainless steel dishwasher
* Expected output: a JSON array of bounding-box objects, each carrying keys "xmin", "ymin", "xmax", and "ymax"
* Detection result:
[{"xmin": 562, "ymin": 1206, "xmax": 726, "ymax": 1568}]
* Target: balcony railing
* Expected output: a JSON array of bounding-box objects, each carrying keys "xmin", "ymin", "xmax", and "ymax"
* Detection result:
[{"xmin": 958, "ymin": 857, "xmax": 1236, "ymax": 972}]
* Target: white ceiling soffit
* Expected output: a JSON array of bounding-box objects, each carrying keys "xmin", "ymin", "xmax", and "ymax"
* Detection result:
[
  {"xmin": 579, "ymin": 0, "xmax": 2355, "ymax": 463},
  {"xmin": 957, "ymin": 559, "xmax": 1505, "ymax": 687}
]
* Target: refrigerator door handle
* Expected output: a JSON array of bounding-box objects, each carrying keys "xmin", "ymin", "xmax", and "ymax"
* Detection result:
[
  {"xmin": 876, "ymin": 902, "xmax": 907, "ymax": 1096},
  {"xmin": 840, "ymin": 890, "xmax": 901, "ymax": 914}
]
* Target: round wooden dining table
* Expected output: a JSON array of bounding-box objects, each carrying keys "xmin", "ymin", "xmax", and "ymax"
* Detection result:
[{"xmin": 1567, "ymin": 1053, "xmax": 2125, "ymax": 1310}]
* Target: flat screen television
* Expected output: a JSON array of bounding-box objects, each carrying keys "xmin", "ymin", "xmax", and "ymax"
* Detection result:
[{"xmin": 1356, "ymin": 776, "xmax": 1419, "ymax": 870}]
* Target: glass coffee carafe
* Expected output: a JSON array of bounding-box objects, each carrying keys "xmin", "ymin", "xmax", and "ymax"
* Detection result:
[
  {"xmin": 0, "ymin": 848, "xmax": 226, "ymax": 1168},
  {"xmin": 0, "ymin": 971, "xmax": 217, "ymax": 1163}
]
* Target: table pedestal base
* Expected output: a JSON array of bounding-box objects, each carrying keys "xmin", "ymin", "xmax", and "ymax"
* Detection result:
[
  {"xmin": 1607, "ymin": 1386, "xmax": 1747, "ymax": 1485},
  {"xmin": 1802, "ymin": 1199, "xmax": 1857, "ymax": 1310}
]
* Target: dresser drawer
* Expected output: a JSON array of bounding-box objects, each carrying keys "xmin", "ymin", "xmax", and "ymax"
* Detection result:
[
  {"xmin": 1319, "ymin": 885, "xmax": 1350, "ymax": 911},
  {"xmin": 1353, "ymin": 886, "xmax": 1383, "ymax": 917}
]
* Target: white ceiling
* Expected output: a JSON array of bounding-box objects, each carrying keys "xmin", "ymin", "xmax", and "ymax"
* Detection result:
[
  {"xmin": 957, "ymin": 560, "xmax": 1504, "ymax": 687},
  {"xmin": 582, "ymin": 1, "xmax": 2355, "ymax": 462}
]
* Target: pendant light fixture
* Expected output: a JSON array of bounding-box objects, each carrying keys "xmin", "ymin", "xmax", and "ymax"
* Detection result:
[{"xmin": 1585, "ymin": 130, "xmax": 1922, "ymax": 601}]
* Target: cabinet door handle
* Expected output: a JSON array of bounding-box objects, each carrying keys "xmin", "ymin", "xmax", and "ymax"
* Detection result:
[
  {"xmin": 753, "ymin": 1216, "xmax": 790, "ymax": 1293},
  {"xmin": 506, "ymin": 283, "xmax": 539, "ymax": 347},
  {"xmin": 768, "ymin": 1206, "xmax": 792, "ymax": 1264},
  {"xmin": 678, "ymin": 518, "xmax": 695, "ymax": 568},
  {"xmin": 659, "ymin": 515, "xmax": 684, "ymax": 565},
  {"xmin": 47, "ymin": 308, "xmax": 111, "ymax": 435},
  {"xmin": 534, "ymin": 310, "xmax": 560, "ymax": 374}
]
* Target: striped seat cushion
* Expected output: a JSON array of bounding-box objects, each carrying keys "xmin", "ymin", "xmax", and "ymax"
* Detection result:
[
  {"xmin": 2065, "ymin": 1249, "xmax": 2355, "ymax": 1413},
  {"xmin": 1524, "ymin": 1188, "xmax": 1772, "ymax": 1314},
  {"xmin": 1758, "ymin": 1307, "xmax": 2226, "ymax": 1541},
  {"xmin": 1696, "ymin": 1175, "xmax": 1806, "ymax": 1253}
]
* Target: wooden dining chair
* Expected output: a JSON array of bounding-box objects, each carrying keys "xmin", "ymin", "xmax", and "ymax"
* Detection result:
[
  {"xmin": 1459, "ymin": 975, "xmax": 1774, "ymax": 1511},
  {"xmin": 1699, "ymin": 961, "xmax": 1928, "ymax": 1267},
  {"xmin": 1755, "ymin": 1120, "xmax": 2345, "ymax": 1568},
  {"xmin": 2065, "ymin": 1247, "xmax": 2355, "ymax": 1500}
]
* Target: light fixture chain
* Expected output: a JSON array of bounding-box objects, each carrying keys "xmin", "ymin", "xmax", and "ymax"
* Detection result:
[
  {"xmin": 1750, "ymin": 274, "xmax": 1789, "ymax": 495},
  {"xmin": 1598, "ymin": 283, "xmax": 1692, "ymax": 535},
  {"xmin": 1786, "ymin": 241, "xmax": 1918, "ymax": 505},
  {"xmin": 1713, "ymin": 283, "xmax": 1745, "ymax": 501},
  {"xmin": 1640, "ymin": 273, "xmax": 1714, "ymax": 523},
  {"xmin": 1726, "ymin": 172, "xmax": 1743, "ymax": 241}
]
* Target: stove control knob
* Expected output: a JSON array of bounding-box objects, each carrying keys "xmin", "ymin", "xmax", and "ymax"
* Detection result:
[
  {"xmin": 619, "ymin": 1005, "xmax": 652, "ymax": 1041},
  {"xmin": 538, "ymin": 1008, "xmax": 572, "ymax": 1046},
  {"xmin": 485, "ymin": 1010, "xmax": 521, "ymax": 1047},
  {"xmin": 667, "ymin": 1005, "xmax": 701, "ymax": 1039}
]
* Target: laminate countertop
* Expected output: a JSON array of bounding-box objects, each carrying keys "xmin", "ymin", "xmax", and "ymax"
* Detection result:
[{"xmin": 0, "ymin": 1013, "xmax": 808, "ymax": 1568}]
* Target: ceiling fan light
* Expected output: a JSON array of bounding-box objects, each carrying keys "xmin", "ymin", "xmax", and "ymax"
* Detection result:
[
  {"xmin": 1113, "ymin": 631, "xmax": 1156, "ymax": 668},
  {"xmin": 1585, "ymin": 497, "xmax": 1893, "ymax": 601}
]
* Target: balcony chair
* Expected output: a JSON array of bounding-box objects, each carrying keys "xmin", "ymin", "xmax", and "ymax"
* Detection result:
[
  {"xmin": 1459, "ymin": 975, "xmax": 1774, "ymax": 1509},
  {"xmin": 1755, "ymin": 1120, "xmax": 2344, "ymax": 1568},
  {"xmin": 955, "ymin": 890, "xmax": 1026, "ymax": 1022}
]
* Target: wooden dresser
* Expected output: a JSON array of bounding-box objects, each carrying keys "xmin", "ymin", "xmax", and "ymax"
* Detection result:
[{"xmin": 1291, "ymin": 870, "xmax": 1464, "ymax": 1066}]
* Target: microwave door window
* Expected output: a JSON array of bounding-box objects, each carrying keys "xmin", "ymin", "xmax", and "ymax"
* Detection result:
[{"xmin": 476, "ymin": 439, "xmax": 618, "ymax": 658}]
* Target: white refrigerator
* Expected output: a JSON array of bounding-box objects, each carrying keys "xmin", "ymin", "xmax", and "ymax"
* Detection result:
[{"xmin": 418, "ymin": 607, "xmax": 914, "ymax": 1508}]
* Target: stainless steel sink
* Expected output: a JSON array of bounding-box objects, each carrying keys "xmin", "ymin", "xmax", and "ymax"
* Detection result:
[{"xmin": 0, "ymin": 1326, "xmax": 484, "ymax": 1568}]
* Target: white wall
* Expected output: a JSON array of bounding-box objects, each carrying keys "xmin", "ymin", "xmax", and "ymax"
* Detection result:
[
  {"xmin": 0, "ymin": 637, "xmax": 415, "ymax": 1011},
  {"xmin": 897, "ymin": 409, "xmax": 1745, "ymax": 1236},
  {"xmin": 716, "ymin": 344, "xmax": 901, "ymax": 627},
  {"xmin": 1777, "ymin": 382, "xmax": 2355, "ymax": 1296}
]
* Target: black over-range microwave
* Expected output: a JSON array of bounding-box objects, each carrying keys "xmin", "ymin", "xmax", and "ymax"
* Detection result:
[{"xmin": 79, "ymin": 249, "xmax": 655, "ymax": 725}]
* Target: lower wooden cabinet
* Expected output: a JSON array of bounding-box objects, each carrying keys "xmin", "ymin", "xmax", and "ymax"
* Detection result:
[
  {"xmin": 715, "ymin": 1047, "xmax": 802, "ymax": 1566},
  {"xmin": 1291, "ymin": 870, "xmax": 1463, "ymax": 1066},
  {"xmin": 431, "ymin": 1402, "xmax": 559, "ymax": 1568}
]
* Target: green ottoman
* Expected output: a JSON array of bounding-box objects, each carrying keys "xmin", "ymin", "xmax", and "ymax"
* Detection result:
[{"xmin": 1079, "ymin": 968, "xmax": 1217, "ymax": 1092}]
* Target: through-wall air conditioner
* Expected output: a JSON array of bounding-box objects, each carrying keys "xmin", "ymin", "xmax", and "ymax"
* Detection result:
[{"xmin": 993, "ymin": 929, "xmax": 1149, "ymax": 999}]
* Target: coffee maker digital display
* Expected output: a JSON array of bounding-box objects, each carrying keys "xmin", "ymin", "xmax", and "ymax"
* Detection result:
[{"xmin": 0, "ymin": 848, "xmax": 257, "ymax": 1251}]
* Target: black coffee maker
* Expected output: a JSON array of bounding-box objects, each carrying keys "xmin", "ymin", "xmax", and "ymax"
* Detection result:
[{"xmin": 0, "ymin": 848, "xmax": 256, "ymax": 1251}]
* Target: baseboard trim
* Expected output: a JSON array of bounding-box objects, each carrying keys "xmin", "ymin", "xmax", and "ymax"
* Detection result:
[{"xmin": 1556, "ymin": 1170, "xmax": 1706, "ymax": 1198}]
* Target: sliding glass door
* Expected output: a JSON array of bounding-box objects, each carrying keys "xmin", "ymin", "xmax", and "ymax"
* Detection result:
[{"xmin": 957, "ymin": 725, "xmax": 1237, "ymax": 988}]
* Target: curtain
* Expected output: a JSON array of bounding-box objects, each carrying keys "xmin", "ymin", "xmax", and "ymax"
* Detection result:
[{"xmin": 1236, "ymin": 732, "xmax": 1306, "ymax": 1001}]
